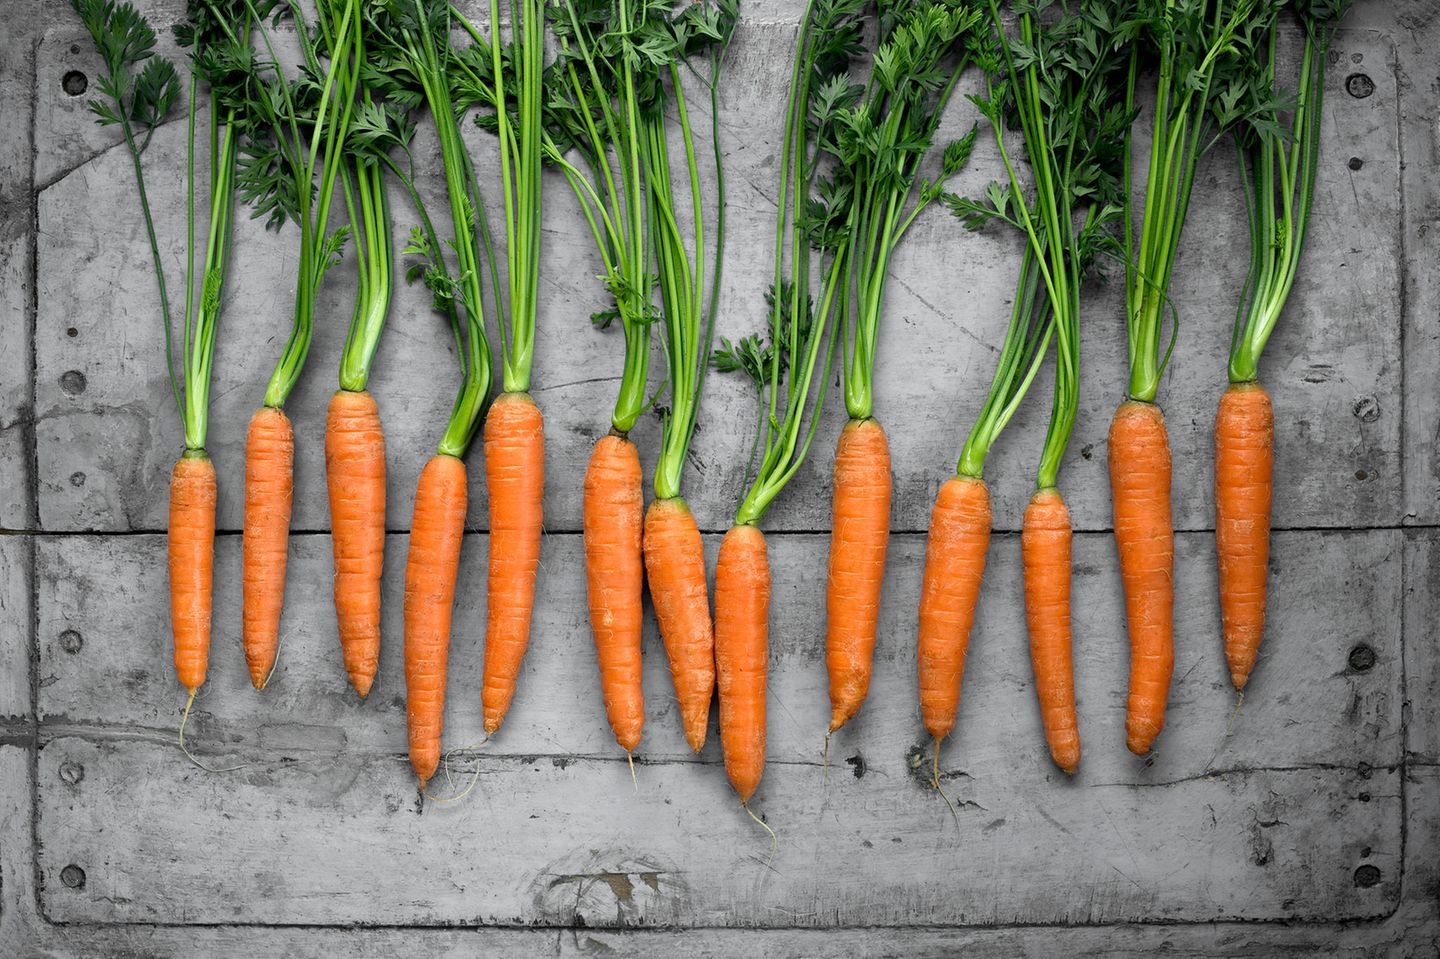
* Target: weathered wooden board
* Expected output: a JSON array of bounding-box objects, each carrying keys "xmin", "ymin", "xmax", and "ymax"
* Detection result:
[
  {"xmin": 0, "ymin": 535, "xmax": 32, "ymax": 721},
  {"xmin": 31, "ymin": 23, "xmax": 1400, "ymax": 535}
]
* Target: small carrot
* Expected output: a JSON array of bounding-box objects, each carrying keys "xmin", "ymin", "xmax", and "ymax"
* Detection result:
[
  {"xmin": 403, "ymin": 453, "xmax": 467, "ymax": 786},
  {"xmin": 326, "ymin": 388, "xmax": 386, "ymax": 698},
  {"xmin": 825, "ymin": 417, "xmax": 892, "ymax": 733},
  {"xmin": 1215, "ymin": 382, "xmax": 1273, "ymax": 689},
  {"xmin": 917, "ymin": 475, "xmax": 991, "ymax": 743},
  {"xmin": 170, "ymin": 454, "xmax": 217, "ymax": 694},
  {"xmin": 714, "ymin": 523, "xmax": 770, "ymax": 804},
  {"xmin": 482, "ymin": 391, "xmax": 546, "ymax": 735},
  {"xmin": 643, "ymin": 497, "xmax": 714, "ymax": 752},
  {"xmin": 1108, "ymin": 399, "xmax": 1175, "ymax": 756},
  {"xmin": 1021, "ymin": 487, "xmax": 1078, "ymax": 773},
  {"xmin": 583, "ymin": 432, "xmax": 645, "ymax": 753},
  {"xmin": 242, "ymin": 405, "xmax": 294, "ymax": 690}
]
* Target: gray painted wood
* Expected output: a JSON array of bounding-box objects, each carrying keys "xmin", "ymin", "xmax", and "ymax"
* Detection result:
[{"xmin": 0, "ymin": 536, "xmax": 32, "ymax": 721}]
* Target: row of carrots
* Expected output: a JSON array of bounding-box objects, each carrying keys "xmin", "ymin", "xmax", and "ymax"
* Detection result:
[{"xmin": 80, "ymin": 0, "xmax": 1347, "ymax": 810}]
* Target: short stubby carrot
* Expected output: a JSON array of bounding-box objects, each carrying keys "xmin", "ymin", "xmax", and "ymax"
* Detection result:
[
  {"xmin": 482, "ymin": 391, "xmax": 546, "ymax": 735},
  {"xmin": 583, "ymin": 433, "xmax": 645, "ymax": 753},
  {"xmin": 825, "ymin": 417, "xmax": 892, "ymax": 733},
  {"xmin": 644, "ymin": 497, "xmax": 714, "ymax": 753},
  {"xmin": 1215, "ymin": 382, "xmax": 1274, "ymax": 690},
  {"xmin": 242, "ymin": 405, "xmax": 295, "ymax": 690},
  {"xmin": 403, "ymin": 453, "xmax": 468, "ymax": 786},
  {"xmin": 169, "ymin": 454, "xmax": 217, "ymax": 694},
  {"xmin": 714, "ymin": 524, "xmax": 769, "ymax": 804},
  {"xmin": 1022, "ymin": 487, "xmax": 1079, "ymax": 774},
  {"xmin": 326, "ymin": 388, "xmax": 387, "ymax": 698},
  {"xmin": 917, "ymin": 475, "xmax": 992, "ymax": 742},
  {"xmin": 1108, "ymin": 399, "xmax": 1175, "ymax": 755}
]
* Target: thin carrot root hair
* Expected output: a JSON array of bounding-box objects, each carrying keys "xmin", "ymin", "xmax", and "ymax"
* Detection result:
[
  {"xmin": 742, "ymin": 802, "xmax": 779, "ymax": 864},
  {"xmin": 177, "ymin": 690, "xmax": 253, "ymax": 774},
  {"xmin": 928, "ymin": 735, "xmax": 961, "ymax": 832}
]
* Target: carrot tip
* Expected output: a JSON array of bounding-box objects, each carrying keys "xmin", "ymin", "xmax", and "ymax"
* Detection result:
[{"xmin": 1231, "ymin": 671, "xmax": 1250, "ymax": 691}]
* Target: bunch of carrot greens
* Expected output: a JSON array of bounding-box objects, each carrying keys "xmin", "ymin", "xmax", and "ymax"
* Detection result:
[
  {"xmin": 72, "ymin": 0, "xmax": 248, "ymax": 721},
  {"xmin": 541, "ymin": 0, "xmax": 737, "ymax": 758},
  {"xmin": 1212, "ymin": 0, "xmax": 1350, "ymax": 692}
]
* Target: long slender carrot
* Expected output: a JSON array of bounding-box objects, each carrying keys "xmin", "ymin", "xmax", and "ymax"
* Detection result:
[
  {"xmin": 242, "ymin": 405, "xmax": 294, "ymax": 690},
  {"xmin": 1109, "ymin": 399, "xmax": 1175, "ymax": 755},
  {"xmin": 170, "ymin": 455, "xmax": 217, "ymax": 694},
  {"xmin": 482, "ymin": 391, "xmax": 546, "ymax": 735},
  {"xmin": 583, "ymin": 432, "xmax": 645, "ymax": 752},
  {"xmin": 825, "ymin": 417, "xmax": 892, "ymax": 733},
  {"xmin": 403, "ymin": 453, "xmax": 467, "ymax": 786},
  {"xmin": 1215, "ymin": 382, "xmax": 1272, "ymax": 689},
  {"xmin": 326, "ymin": 388, "xmax": 386, "ymax": 697},
  {"xmin": 1022, "ymin": 487, "xmax": 1078, "ymax": 773},
  {"xmin": 916, "ymin": 475, "xmax": 992, "ymax": 743},
  {"xmin": 714, "ymin": 523, "xmax": 769, "ymax": 804},
  {"xmin": 644, "ymin": 497, "xmax": 714, "ymax": 752}
]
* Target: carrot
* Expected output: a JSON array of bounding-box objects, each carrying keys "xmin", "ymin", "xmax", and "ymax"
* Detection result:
[
  {"xmin": 714, "ymin": 523, "xmax": 770, "ymax": 804},
  {"xmin": 1108, "ymin": 399, "xmax": 1175, "ymax": 755},
  {"xmin": 242, "ymin": 405, "xmax": 294, "ymax": 690},
  {"xmin": 1215, "ymin": 382, "xmax": 1273, "ymax": 689},
  {"xmin": 326, "ymin": 388, "xmax": 386, "ymax": 698},
  {"xmin": 170, "ymin": 455, "xmax": 217, "ymax": 694},
  {"xmin": 482, "ymin": 391, "xmax": 546, "ymax": 735},
  {"xmin": 825, "ymin": 418, "xmax": 892, "ymax": 733},
  {"xmin": 644, "ymin": 497, "xmax": 714, "ymax": 752},
  {"xmin": 583, "ymin": 432, "xmax": 645, "ymax": 752},
  {"xmin": 916, "ymin": 475, "xmax": 991, "ymax": 743},
  {"xmin": 403, "ymin": 453, "xmax": 467, "ymax": 786},
  {"xmin": 1022, "ymin": 487, "xmax": 1078, "ymax": 773}
]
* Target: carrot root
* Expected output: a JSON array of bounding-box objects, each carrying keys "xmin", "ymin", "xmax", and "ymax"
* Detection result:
[
  {"xmin": 825, "ymin": 418, "xmax": 892, "ymax": 733},
  {"xmin": 714, "ymin": 523, "xmax": 769, "ymax": 804},
  {"xmin": 326, "ymin": 388, "xmax": 387, "ymax": 698},
  {"xmin": 169, "ymin": 454, "xmax": 217, "ymax": 694},
  {"xmin": 1215, "ymin": 382, "xmax": 1273, "ymax": 690},
  {"xmin": 242, "ymin": 406, "xmax": 294, "ymax": 691},
  {"xmin": 1022, "ymin": 487, "xmax": 1079, "ymax": 774},
  {"xmin": 643, "ymin": 496, "xmax": 714, "ymax": 753}
]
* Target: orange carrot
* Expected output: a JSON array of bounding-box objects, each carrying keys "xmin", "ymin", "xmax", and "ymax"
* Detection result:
[
  {"xmin": 825, "ymin": 418, "xmax": 892, "ymax": 733},
  {"xmin": 403, "ymin": 453, "xmax": 467, "ymax": 786},
  {"xmin": 325, "ymin": 388, "xmax": 387, "ymax": 698},
  {"xmin": 242, "ymin": 406, "xmax": 294, "ymax": 690},
  {"xmin": 643, "ymin": 497, "xmax": 714, "ymax": 753},
  {"xmin": 169, "ymin": 454, "xmax": 217, "ymax": 694},
  {"xmin": 582, "ymin": 432, "xmax": 645, "ymax": 752},
  {"xmin": 714, "ymin": 523, "xmax": 769, "ymax": 804},
  {"xmin": 916, "ymin": 475, "xmax": 992, "ymax": 743},
  {"xmin": 1108, "ymin": 399, "xmax": 1175, "ymax": 755},
  {"xmin": 481, "ymin": 391, "xmax": 546, "ymax": 735},
  {"xmin": 1215, "ymin": 382, "xmax": 1273, "ymax": 690},
  {"xmin": 1021, "ymin": 487, "xmax": 1079, "ymax": 773}
]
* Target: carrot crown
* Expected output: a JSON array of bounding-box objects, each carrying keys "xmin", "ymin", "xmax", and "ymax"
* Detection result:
[{"xmin": 1224, "ymin": 0, "xmax": 1349, "ymax": 384}]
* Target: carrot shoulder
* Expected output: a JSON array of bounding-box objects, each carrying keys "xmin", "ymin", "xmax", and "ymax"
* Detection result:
[
  {"xmin": 825, "ymin": 417, "xmax": 892, "ymax": 733},
  {"xmin": 403, "ymin": 453, "xmax": 468, "ymax": 786},
  {"xmin": 169, "ymin": 454, "xmax": 217, "ymax": 694},
  {"xmin": 916, "ymin": 475, "xmax": 992, "ymax": 743},
  {"xmin": 242, "ymin": 405, "xmax": 294, "ymax": 690},
  {"xmin": 1108, "ymin": 399, "xmax": 1175, "ymax": 755},
  {"xmin": 482, "ymin": 391, "xmax": 546, "ymax": 735},
  {"xmin": 644, "ymin": 497, "xmax": 714, "ymax": 753},
  {"xmin": 714, "ymin": 523, "xmax": 769, "ymax": 804},
  {"xmin": 326, "ymin": 388, "xmax": 387, "ymax": 698},
  {"xmin": 1215, "ymin": 382, "xmax": 1273, "ymax": 690},
  {"xmin": 1022, "ymin": 487, "xmax": 1079, "ymax": 773},
  {"xmin": 582, "ymin": 433, "xmax": 645, "ymax": 752}
]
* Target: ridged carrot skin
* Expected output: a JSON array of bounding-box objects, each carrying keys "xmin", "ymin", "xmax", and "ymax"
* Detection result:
[
  {"xmin": 1108, "ymin": 399, "xmax": 1175, "ymax": 755},
  {"xmin": 643, "ymin": 497, "xmax": 714, "ymax": 752},
  {"xmin": 1022, "ymin": 487, "xmax": 1079, "ymax": 774},
  {"xmin": 916, "ymin": 475, "xmax": 992, "ymax": 742},
  {"xmin": 242, "ymin": 406, "xmax": 294, "ymax": 690},
  {"xmin": 714, "ymin": 524, "xmax": 769, "ymax": 804},
  {"xmin": 1215, "ymin": 382, "xmax": 1274, "ymax": 690},
  {"xmin": 403, "ymin": 453, "xmax": 468, "ymax": 786},
  {"xmin": 169, "ymin": 454, "xmax": 217, "ymax": 693},
  {"xmin": 582, "ymin": 433, "xmax": 645, "ymax": 752},
  {"xmin": 482, "ymin": 391, "xmax": 546, "ymax": 735},
  {"xmin": 825, "ymin": 418, "xmax": 892, "ymax": 733},
  {"xmin": 326, "ymin": 388, "xmax": 386, "ymax": 698}
]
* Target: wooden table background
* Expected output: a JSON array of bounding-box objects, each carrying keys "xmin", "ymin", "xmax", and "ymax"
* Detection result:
[{"xmin": 2, "ymin": 1, "xmax": 1438, "ymax": 955}]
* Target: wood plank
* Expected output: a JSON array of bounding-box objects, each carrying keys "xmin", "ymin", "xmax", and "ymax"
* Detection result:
[
  {"xmin": 0, "ymin": 536, "xmax": 32, "ymax": 721},
  {"xmin": 1404, "ymin": 531, "xmax": 1440, "ymax": 765},
  {"xmin": 36, "ymin": 734, "xmax": 1397, "ymax": 927},
  {"xmin": 32, "ymin": 24, "xmax": 1401, "ymax": 534}
]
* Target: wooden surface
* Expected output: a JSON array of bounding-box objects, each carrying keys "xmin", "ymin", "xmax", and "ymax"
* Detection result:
[{"xmin": 3, "ymin": 0, "xmax": 1438, "ymax": 955}]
